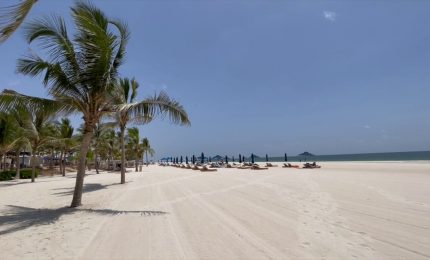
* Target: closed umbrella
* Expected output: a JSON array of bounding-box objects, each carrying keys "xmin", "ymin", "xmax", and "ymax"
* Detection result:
[
  {"xmin": 186, "ymin": 156, "xmax": 188, "ymax": 164},
  {"xmin": 266, "ymin": 154, "xmax": 269, "ymax": 162},
  {"xmin": 192, "ymin": 155, "xmax": 195, "ymax": 164},
  {"xmin": 251, "ymin": 153, "xmax": 255, "ymax": 164},
  {"xmin": 201, "ymin": 152, "xmax": 204, "ymax": 164},
  {"xmin": 180, "ymin": 156, "xmax": 183, "ymax": 164},
  {"xmin": 239, "ymin": 154, "xmax": 242, "ymax": 163},
  {"xmin": 225, "ymin": 156, "xmax": 228, "ymax": 164},
  {"xmin": 284, "ymin": 153, "xmax": 288, "ymax": 162},
  {"xmin": 232, "ymin": 156, "xmax": 235, "ymax": 162}
]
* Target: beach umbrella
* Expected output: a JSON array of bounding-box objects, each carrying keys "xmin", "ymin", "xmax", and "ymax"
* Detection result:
[
  {"xmin": 284, "ymin": 153, "xmax": 288, "ymax": 162},
  {"xmin": 225, "ymin": 156, "xmax": 228, "ymax": 164},
  {"xmin": 201, "ymin": 152, "xmax": 204, "ymax": 164},
  {"xmin": 239, "ymin": 154, "xmax": 242, "ymax": 163},
  {"xmin": 186, "ymin": 156, "xmax": 188, "ymax": 164},
  {"xmin": 299, "ymin": 152, "xmax": 314, "ymax": 162},
  {"xmin": 266, "ymin": 154, "xmax": 269, "ymax": 162},
  {"xmin": 251, "ymin": 153, "xmax": 255, "ymax": 164},
  {"xmin": 180, "ymin": 156, "xmax": 183, "ymax": 164}
]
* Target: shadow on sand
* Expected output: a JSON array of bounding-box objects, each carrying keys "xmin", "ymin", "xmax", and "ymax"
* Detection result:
[
  {"xmin": 0, "ymin": 205, "xmax": 167, "ymax": 236},
  {"xmin": 51, "ymin": 183, "xmax": 127, "ymax": 196}
]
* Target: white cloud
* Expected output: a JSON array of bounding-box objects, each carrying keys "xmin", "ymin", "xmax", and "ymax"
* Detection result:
[{"xmin": 323, "ymin": 11, "xmax": 336, "ymax": 22}]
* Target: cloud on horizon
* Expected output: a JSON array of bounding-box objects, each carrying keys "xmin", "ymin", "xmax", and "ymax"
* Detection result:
[{"xmin": 323, "ymin": 11, "xmax": 337, "ymax": 22}]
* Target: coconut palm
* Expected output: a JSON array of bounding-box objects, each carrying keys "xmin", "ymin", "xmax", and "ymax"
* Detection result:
[
  {"xmin": 92, "ymin": 122, "xmax": 115, "ymax": 174},
  {"xmin": 9, "ymin": 2, "xmax": 129, "ymax": 206},
  {"xmin": 0, "ymin": 0, "xmax": 37, "ymax": 43},
  {"xmin": 56, "ymin": 118, "xmax": 74, "ymax": 176},
  {"xmin": 126, "ymin": 127, "xmax": 143, "ymax": 171},
  {"xmin": 0, "ymin": 113, "xmax": 18, "ymax": 170},
  {"xmin": 0, "ymin": 90, "xmax": 63, "ymax": 182},
  {"xmin": 112, "ymin": 77, "xmax": 190, "ymax": 184},
  {"xmin": 142, "ymin": 137, "xmax": 154, "ymax": 166},
  {"xmin": 2, "ymin": 2, "xmax": 190, "ymax": 207}
]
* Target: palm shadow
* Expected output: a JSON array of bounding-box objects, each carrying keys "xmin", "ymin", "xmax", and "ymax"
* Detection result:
[
  {"xmin": 0, "ymin": 205, "xmax": 167, "ymax": 236},
  {"xmin": 51, "ymin": 183, "xmax": 125, "ymax": 196}
]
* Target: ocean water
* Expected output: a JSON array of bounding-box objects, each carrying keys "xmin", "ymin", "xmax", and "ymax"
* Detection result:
[{"xmin": 252, "ymin": 151, "xmax": 430, "ymax": 162}]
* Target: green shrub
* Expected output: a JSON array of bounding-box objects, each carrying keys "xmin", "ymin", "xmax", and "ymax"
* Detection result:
[
  {"xmin": 0, "ymin": 168, "xmax": 40, "ymax": 181},
  {"xmin": 0, "ymin": 171, "xmax": 14, "ymax": 181},
  {"xmin": 19, "ymin": 168, "xmax": 40, "ymax": 179}
]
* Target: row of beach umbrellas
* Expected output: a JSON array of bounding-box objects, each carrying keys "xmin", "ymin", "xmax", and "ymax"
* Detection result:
[{"xmin": 160, "ymin": 152, "xmax": 315, "ymax": 164}]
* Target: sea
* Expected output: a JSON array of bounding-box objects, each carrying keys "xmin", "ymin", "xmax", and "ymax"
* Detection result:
[{"xmin": 253, "ymin": 151, "xmax": 430, "ymax": 162}]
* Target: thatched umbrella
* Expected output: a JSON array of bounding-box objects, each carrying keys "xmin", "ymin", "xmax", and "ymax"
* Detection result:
[{"xmin": 299, "ymin": 152, "xmax": 314, "ymax": 162}]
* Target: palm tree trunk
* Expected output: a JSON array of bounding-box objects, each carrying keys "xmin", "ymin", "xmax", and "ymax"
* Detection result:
[
  {"xmin": 15, "ymin": 150, "xmax": 20, "ymax": 179},
  {"xmin": 70, "ymin": 127, "xmax": 93, "ymax": 208},
  {"xmin": 60, "ymin": 149, "xmax": 64, "ymax": 176},
  {"xmin": 31, "ymin": 149, "xmax": 36, "ymax": 183},
  {"xmin": 146, "ymin": 151, "xmax": 149, "ymax": 166},
  {"xmin": 135, "ymin": 158, "xmax": 138, "ymax": 172},
  {"xmin": 94, "ymin": 149, "xmax": 99, "ymax": 174},
  {"xmin": 120, "ymin": 126, "xmax": 125, "ymax": 184}
]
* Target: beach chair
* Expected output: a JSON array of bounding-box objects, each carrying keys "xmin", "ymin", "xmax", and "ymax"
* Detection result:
[
  {"xmin": 265, "ymin": 163, "xmax": 278, "ymax": 167},
  {"xmin": 251, "ymin": 164, "xmax": 268, "ymax": 170},
  {"xmin": 200, "ymin": 165, "xmax": 217, "ymax": 172}
]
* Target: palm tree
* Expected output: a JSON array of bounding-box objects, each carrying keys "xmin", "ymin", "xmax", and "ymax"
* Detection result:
[
  {"xmin": 0, "ymin": 113, "xmax": 18, "ymax": 170},
  {"xmin": 112, "ymin": 77, "xmax": 190, "ymax": 184},
  {"xmin": 0, "ymin": 0, "xmax": 37, "ymax": 43},
  {"xmin": 142, "ymin": 137, "xmax": 154, "ymax": 166},
  {"xmin": 92, "ymin": 122, "xmax": 113, "ymax": 174},
  {"xmin": 126, "ymin": 127, "xmax": 143, "ymax": 172},
  {"xmin": 11, "ymin": 2, "xmax": 129, "ymax": 206},
  {"xmin": 56, "ymin": 118, "xmax": 74, "ymax": 176},
  {"xmin": 2, "ymin": 2, "xmax": 190, "ymax": 207},
  {"xmin": 0, "ymin": 90, "xmax": 63, "ymax": 182}
]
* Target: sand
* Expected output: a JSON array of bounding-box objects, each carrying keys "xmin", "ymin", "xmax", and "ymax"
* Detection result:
[{"xmin": 1, "ymin": 161, "xmax": 430, "ymax": 260}]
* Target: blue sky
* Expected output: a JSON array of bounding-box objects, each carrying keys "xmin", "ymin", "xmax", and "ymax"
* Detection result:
[{"xmin": 1, "ymin": 0, "xmax": 429, "ymax": 158}]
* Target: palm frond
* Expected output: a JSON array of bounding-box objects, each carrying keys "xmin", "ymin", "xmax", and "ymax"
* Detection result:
[
  {"xmin": 118, "ymin": 91, "xmax": 191, "ymax": 126},
  {"xmin": 0, "ymin": 89, "xmax": 75, "ymax": 116},
  {"xmin": 0, "ymin": 0, "xmax": 37, "ymax": 43}
]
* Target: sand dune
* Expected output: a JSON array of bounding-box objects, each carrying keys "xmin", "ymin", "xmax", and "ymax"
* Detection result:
[{"xmin": 1, "ymin": 162, "xmax": 430, "ymax": 259}]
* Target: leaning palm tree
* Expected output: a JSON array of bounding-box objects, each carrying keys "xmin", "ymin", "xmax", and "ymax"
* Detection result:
[
  {"xmin": 11, "ymin": 2, "xmax": 129, "ymax": 206},
  {"xmin": 142, "ymin": 137, "xmax": 154, "ymax": 166},
  {"xmin": 0, "ymin": 0, "xmax": 37, "ymax": 43},
  {"xmin": 2, "ymin": 2, "xmax": 190, "ymax": 207},
  {"xmin": 112, "ymin": 77, "xmax": 190, "ymax": 184}
]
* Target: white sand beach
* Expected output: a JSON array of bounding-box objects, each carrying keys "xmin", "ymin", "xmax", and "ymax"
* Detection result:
[{"xmin": 1, "ymin": 162, "xmax": 430, "ymax": 260}]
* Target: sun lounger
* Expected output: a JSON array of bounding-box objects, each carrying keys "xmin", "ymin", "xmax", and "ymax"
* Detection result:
[
  {"xmin": 282, "ymin": 163, "xmax": 300, "ymax": 168},
  {"xmin": 251, "ymin": 164, "xmax": 268, "ymax": 170},
  {"xmin": 200, "ymin": 165, "xmax": 217, "ymax": 172},
  {"xmin": 265, "ymin": 163, "xmax": 278, "ymax": 167}
]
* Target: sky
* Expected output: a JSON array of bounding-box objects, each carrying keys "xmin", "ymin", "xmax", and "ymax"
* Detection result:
[{"xmin": 1, "ymin": 0, "xmax": 429, "ymax": 159}]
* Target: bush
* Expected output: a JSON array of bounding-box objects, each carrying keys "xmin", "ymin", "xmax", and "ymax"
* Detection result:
[
  {"xmin": 19, "ymin": 168, "xmax": 40, "ymax": 179},
  {"xmin": 0, "ymin": 171, "xmax": 14, "ymax": 181},
  {"xmin": 0, "ymin": 168, "xmax": 40, "ymax": 181}
]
